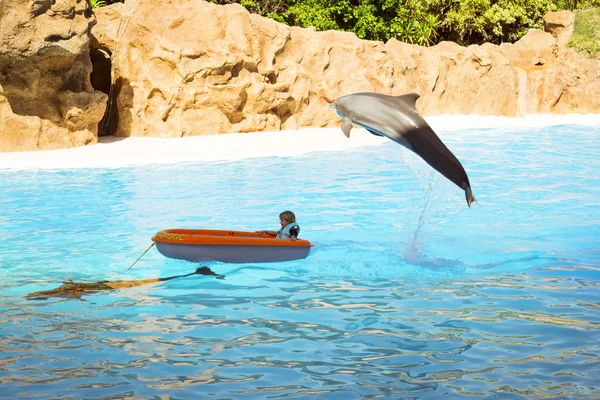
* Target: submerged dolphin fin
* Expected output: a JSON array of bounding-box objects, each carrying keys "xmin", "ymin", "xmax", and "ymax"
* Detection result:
[
  {"xmin": 25, "ymin": 266, "xmax": 224, "ymax": 301},
  {"xmin": 341, "ymin": 116, "xmax": 353, "ymax": 138}
]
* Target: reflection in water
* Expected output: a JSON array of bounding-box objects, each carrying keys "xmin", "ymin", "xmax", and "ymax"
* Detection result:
[{"xmin": 2, "ymin": 268, "xmax": 599, "ymax": 398}]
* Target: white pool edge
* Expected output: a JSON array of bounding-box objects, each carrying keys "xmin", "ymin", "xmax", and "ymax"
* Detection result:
[{"xmin": 1, "ymin": 114, "xmax": 599, "ymax": 171}]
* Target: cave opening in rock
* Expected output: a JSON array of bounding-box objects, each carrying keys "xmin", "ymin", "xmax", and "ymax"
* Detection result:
[{"xmin": 90, "ymin": 46, "xmax": 117, "ymax": 137}]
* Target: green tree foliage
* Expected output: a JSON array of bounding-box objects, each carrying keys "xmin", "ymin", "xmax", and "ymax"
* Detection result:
[
  {"xmin": 88, "ymin": 0, "xmax": 122, "ymax": 9},
  {"xmin": 442, "ymin": 0, "xmax": 558, "ymax": 43},
  {"xmin": 90, "ymin": 0, "xmax": 596, "ymax": 47},
  {"xmin": 567, "ymin": 7, "xmax": 600, "ymax": 57},
  {"xmin": 210, "ymin": 0, "xmax": 569, "ymax": 45},
  {"xmin": 89, "ymin": 0, "xmax": 107, "ymax": 8},
  {"xmin": 556, "ymin": 0, "xmax": 600, "ymax": 10},
  {"xmin": 271, "ymin": 0, "xmax": 441, "ymax": 45}
]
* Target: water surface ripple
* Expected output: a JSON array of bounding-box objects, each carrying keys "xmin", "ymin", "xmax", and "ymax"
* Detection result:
[{"xmin": 0, "ymin": 125, "xmax": 599, "ymax": 399}]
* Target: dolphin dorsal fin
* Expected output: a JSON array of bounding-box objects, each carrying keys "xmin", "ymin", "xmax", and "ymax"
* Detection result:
[
  {"xmin": 395, "ymin": 93, "xmax": 421, "ymax": 110},
  {"xmin": 341, "ymin": 116, "xmax": 353, "ymax": 138}
]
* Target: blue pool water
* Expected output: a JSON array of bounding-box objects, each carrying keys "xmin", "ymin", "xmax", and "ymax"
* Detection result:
[{"xmin": 1, "ymin": 123, "xmax": 599, "ymax": 399}]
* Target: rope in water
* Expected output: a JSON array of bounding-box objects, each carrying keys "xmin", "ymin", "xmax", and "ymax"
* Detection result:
[{"xmin": 126, "ymin": 242, "xmax": 155, "ymax": 271}]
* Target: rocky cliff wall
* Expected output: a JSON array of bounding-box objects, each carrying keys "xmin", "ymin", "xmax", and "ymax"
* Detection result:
[
  {"xmin": 90, "ymin": 1, "xmax": 598, "ymax": 139},
  {"xmin": 0, "ymin": 0, "xmax": 597, "ymax": 151},
  {"xmin": 0, "ymin": 0, "xmax": 108, "ymax": 151}
]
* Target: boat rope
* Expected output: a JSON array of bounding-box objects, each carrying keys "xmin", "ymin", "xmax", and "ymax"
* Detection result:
[{"xmin": 126, "ymin": 242, "xmax": 155, "ymax": 271}]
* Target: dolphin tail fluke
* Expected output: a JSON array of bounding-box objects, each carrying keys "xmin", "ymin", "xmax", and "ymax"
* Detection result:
[
  {"xmin": 341, "ymin": 116, "xmax": 353, "ymax": 138},
  {"xmin": 465, "ymin": 187, "xmax": 476, "ymax": 208}
]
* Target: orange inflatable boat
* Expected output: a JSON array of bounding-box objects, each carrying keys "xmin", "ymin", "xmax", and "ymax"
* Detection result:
[{"xmin": 152, "ymin": 229, "xmax": 313, "ymax": 263}]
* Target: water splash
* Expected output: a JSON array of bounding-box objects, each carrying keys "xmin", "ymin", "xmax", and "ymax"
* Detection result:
[
  {"xmin": 403, "ymin": 180, "xmax": 433, "ymax": 265},
  {"xmin": 403, "ymin": 176, "xmax": 465, "ymax": 275}
]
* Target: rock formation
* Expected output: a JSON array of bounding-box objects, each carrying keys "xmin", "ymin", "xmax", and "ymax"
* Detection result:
[
  {"xmin": 88, "ymin": 0, "xmax": 598, "ymax": 141},
  {"xmin": 544, "ymin": 10, "xmax": 576, "ymax": 49},
  {"xmin": 1, "ymin": 0, "xmax": 598, "ymax": 151},
  {"xmin": 0, "ymin": 0, "xmax": 108, "ymax": 152}
]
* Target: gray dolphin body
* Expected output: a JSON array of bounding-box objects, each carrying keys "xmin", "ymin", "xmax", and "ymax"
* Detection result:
[{"xmin": 331, "ymin": 92, "xmax": 476, "ymax": 207}]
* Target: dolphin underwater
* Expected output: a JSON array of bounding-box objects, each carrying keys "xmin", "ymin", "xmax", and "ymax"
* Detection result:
[
  {"xmin": 330, "ymin": 92, "xmax": 476, "ymax": 207},
  {"xmin": 25, "ymin": 266, "xmax": 224, "ymax": 301}
]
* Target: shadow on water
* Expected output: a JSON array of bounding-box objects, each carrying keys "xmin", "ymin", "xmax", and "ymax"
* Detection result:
[{"xmin": 25, "ymin": 266, "xmax": 224, "ymax": 301}]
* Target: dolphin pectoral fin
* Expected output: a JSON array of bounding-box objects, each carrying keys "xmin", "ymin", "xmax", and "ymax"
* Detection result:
[
  {"xmin": 341, "ymin": 116, "xmax": 353, "ymax": 138},
  {"xmin": 465, "ymin": 186, "xmax": 476, "ymax": 208}
]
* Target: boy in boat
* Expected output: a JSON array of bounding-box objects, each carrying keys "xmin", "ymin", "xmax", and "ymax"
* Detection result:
[{"xmin": 257, "ymin": 210, "xmax": 300, "ymax": 241}]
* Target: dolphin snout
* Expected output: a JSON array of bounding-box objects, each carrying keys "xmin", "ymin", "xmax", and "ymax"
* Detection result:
[{"xmin": 330, "ymin": 102, "xmax": 344, "ymax": 119}]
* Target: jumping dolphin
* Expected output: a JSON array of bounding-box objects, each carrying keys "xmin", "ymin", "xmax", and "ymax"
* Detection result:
[
  {"xmin": 25, "ymin": 266, "xmax": 224, "ymax": 301},
  {"xmin": 330, "ymin": 92, "xmax": 476, "ymax": 207}
]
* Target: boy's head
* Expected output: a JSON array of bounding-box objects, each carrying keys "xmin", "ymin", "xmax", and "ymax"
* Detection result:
[{"xmin": 279, "ymin": 210, "xmax": 296, "ymax": 227}]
